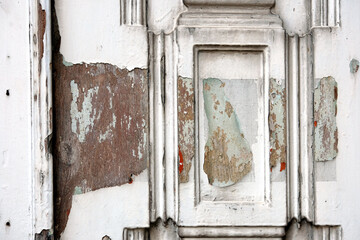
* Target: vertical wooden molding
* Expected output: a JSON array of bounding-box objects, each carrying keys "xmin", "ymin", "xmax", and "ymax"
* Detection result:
[
  {"xmin": 299, "ymin": 35, "xmax": 315, "ymax": 222},
  {"xmin": 287, "ymin": 35, "xmax": 300, "ymax": 222},
  {"xmin": 29, "ymin": 0, "xmax": 53, "ymax": 236},
  {"xmin": 123, "ymin": 228, "xmax": 149, "ymax": 240},
  {"xmin": 288, "ymin": 34, "xmax": 316, "ymax": 223},
  {"xmin": 149, "ymin": 31, "xmax": 179, "ymax": 222},
  {"xmin": 120, "ymin": 0, "xmax": 146, "ymax": 25},
  {"xmin": 311, "ymin": 0, "xmax": 340, "ymax": 28},
  {"xmin": 149, "ymin": 32, "xmax": 166, "ymax": 221},
  {"xmin": 164, "ymin": 32, "xmax": 179, "ymax": 222}
]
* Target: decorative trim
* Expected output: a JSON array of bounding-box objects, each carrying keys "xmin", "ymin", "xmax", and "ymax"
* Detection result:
[
  {"xmin": 311, "ymin": 0, "xmax": 340, "ymax": 28},
  {"xmin": 299, "ymin": 35, "xmax": 315, "ymax": 222},
  {"xmin": 193, "ymin": 45, "xmax": 270, "ymax": 205},
  {"xmin": 164, "ymin": 31, "xmax": 179, "ymax": 222},
  {"xmin": 287, "ymin": 34, "xmax": 316, "ymax": 223},
  {"xmin": 123, "ymin": 228, "xmax": 149, "ymax": 240},
  {"xmin": 287, "ymin": 35, "xmax": 300, "ymax": 222},
  {"xmin": 149, "ymin": 31, "xmax": 178, "ymax": 222},
  {"xmin": 179, "ymin": 0, "xmax": 281, "ymax": 28},
  {"xmin": 287, "ymin": 221, "xmax": 342, "ymax": 240},
  {"xmin": 178, "ymin": 226, "xmax": 285, "ymax": 238},
  {"xmin": 183, "ymin": 0, "xmax": 275, "ymax": 7},
  {"xmin": 29, "ymin": 0, "xmax": 53, "ymax": 235},
  {"xmin": 287, "ymin": 34, "xmax": 316, "ymax": 222},
  {"xmin": 149, "ymin": 32, "xmax": 165, "ymax": 221},
  {"xmin": 120, "ymin": 0, "xmax": 146, "ymax": 25},
  {"xmin": 313, "ymin": 226, "xmax": 342, "ymax": 240}
]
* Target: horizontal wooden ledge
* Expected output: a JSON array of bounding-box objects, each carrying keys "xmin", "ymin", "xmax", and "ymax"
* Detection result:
[
  {"xmin": 178, "ymin": 226, "xmax": 285, "ymax": 237},
  {"xmin": 183, "ymin": 0, "xmax": 274, "ymax": 7}
]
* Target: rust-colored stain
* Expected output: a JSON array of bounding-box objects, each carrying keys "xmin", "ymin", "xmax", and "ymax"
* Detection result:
[
  {"xmin": 52, "ymin": 9, "xmax": 148, "ymax": 237},
  {"xmin": 178, "ymin": 77, "xmax": 195, "ymax": 183},
  {"xmin": 178, "ymin": 147, "xmax": 184, "ymax": 174},
  {"xmin": 314, "ymin": 76, "xmax": 338, "ymax": 161},
  {"xmin": 280, "ymin": 162, "xmax": 286, "ymax": 172},
  {"xmin": 37, "ymin": 2, "xmax": 46, "ymax": 73},
  {"xmin": 269, "ymin": 78, "xmax": 287, "ymax": 169}
]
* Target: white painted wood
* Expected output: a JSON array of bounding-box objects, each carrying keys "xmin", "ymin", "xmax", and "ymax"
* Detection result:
[
  {"xmin": 0, "ymin": 1, "xmax": 32, "ymax": 239},
  {"xmin": 147, "ymin": 0, "xmax": 185, "ymax": 34},
  {"xmin": 150, "ymin": 32, "xmax": 166, "ymax": 221},
  {"xmin": 287, "ymin": 35, "xmax": 300, "ymax": 222},
  {"xmin": 149, "ymin": 31, "xmax": 179, "ymax": 222},
  {"xmin": 164, "ymin": 32, "xmax": 179, "ymax": 221},
  {"xmin": 311, "ymin": 0, "xmax": 340, "ymax": 28},
  {"xmin": 29, "ymin": 0, "xmax": 54, "ymax": 234},
  {"xmin": 311, "ymin": 2, "xmax": 360, "ymax": 239},
  {"xmin": 4, "ymin": 0, "xmax": 360, "ymax": 239},
  {"xmin": 299, "ymin": 35, "xmax": 315, "ymax": 222},
  {"xmin": 55, "ymin": 0, "xmax": 148, "ymax": 70},
  {"xmin": 178, "ymin": 226, "xmax": 285, "ymax": 238},
  {"xmin": 120, "ymin": 0, "xmax": 146, "ymax": 25},
  {"xmin": 273, "ymin": 0, "xmax": 310, "ymax": 36},
  {"xmin": 177, "ymin": 4, "xmax": 287, "ymax": 227},
  {"xmin": 61, "ymin": 171, "xmax": 149, "ymax": 240}
]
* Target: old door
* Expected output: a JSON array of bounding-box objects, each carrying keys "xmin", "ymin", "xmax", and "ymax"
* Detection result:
[{"xmin": 51, "ymin": 0, "xmax": 356, "ymax": 239}]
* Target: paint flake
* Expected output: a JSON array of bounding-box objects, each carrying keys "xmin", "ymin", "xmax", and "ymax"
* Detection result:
[
  {"xmin": 269, "ymin": 78, "xmax": 287, "ymax": 169},
  {"xmin": 54, "ymin": 58, "xmax": 148, "ymax": 236},
  {"xmin": 178, "ymin": 77, "xmax": 195, "ymax": 183},
  {"xmin": 203, "ymin": 78, "xmax": 253, "ymax": 187},
  {"xmin": 314, "ymin": 76, "xmax": 338, "ymax": 161}
]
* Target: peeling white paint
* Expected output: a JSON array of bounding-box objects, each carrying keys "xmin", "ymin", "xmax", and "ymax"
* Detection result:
[
  {"xmin": 312, "ymin": 2, "xmax": 360, "ymax": 239},
  {"xmin": 147, "ymin": 0, "xmax": 186, "ymax": 34},
  {"xmin": 70, "ymin": 80, "xmax": 100, "ymax": 143},
  {"xmin": 55, "ymin": 0, "xmax": 148, "ymax": 70},
  {"xmin": 61, "ymin": 170, "xmax": 149, "ymax": 240}
]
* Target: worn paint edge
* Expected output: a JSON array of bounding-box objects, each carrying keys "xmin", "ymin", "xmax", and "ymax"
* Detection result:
[
  {"xmin": 314, "ymin": 76, "xmax": 338, "ymax": 162},
  {"xmin": 29, "ymin": 0, "xmax": 54, "ymax": 236}
]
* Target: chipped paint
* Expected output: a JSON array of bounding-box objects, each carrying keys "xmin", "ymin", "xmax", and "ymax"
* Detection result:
[
  {"xmin": 178, "ymin": 77, "xmax": 195, "ymax": 183},
  {"xmin": 52, "ymin": 10, "xmax": 149, "ymax": 235},
  {"xmin": 203, "ymin": 78, "xmax": 253, "ymax": 187},
  {"xmin": 37, "ymin": 2, "xmax": 46, "ymax": 73},
  {"xmin": 314, "ymin": 76, "xmax": 338, "ymax": 161},
  {"xmin": 55, "ymin": 0, "xmax": 148, "ymax": 71},
  {"xmin": 60, "ymin": 171, "xmax": 149, "ymax": 240},
  {"xmin": 269, "ymin": 78, "xmax": 287, "ymax": 169},
  {"xmin": 350, "ymin": 58, "xmax": 359, "ymax": 73},
  {"xmin": 70, "ymin": 80, "xmax": 100, "ymax": 143},
  {"xmin": 34, "ymin": 229, "xmax": 52, "ymax": 240},
  {"xmin": 54, "ymin": 61, "xmax": 148, "ymax": 236}
]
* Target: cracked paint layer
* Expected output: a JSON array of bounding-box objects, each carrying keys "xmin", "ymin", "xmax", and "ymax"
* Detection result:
[
  {"xmin": 52, "ymin": 10, "xmax": 148, "ymax": 237},
  {"xmin": 269, "ymin": 78, "xmax": 286, "ymax": 170},
  {"xmin": 178, "ymin": 77, "xmax": 195, "ymax": 183},
  {"xmin": 203, "ymin": 78, "xmax": 253, "ymax": 187},
  {"xmin": 314, "ymin": 76, "xmax": 338, "ymax": 161}
]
